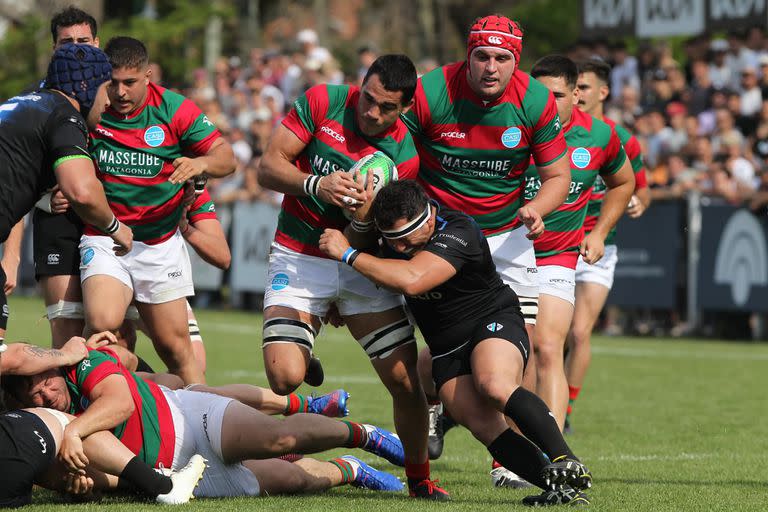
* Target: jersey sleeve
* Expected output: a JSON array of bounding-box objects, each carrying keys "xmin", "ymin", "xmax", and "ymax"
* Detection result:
[
  {"xmin": 188, "ymin": 188, "xmax": 217, "ymax": 223},
  {"xmin": 282, "ymin": 85, "xmax": 330, "ymax": 144},
  {"xmin": 599, "ymin": 126, "xmax": 627, "ymax": 177},
  {"xmin": 423, "ymin": 216, "xmax": 483, "ymax": 271},
  {"xmin": 74, "ymin": 349, "xmax": 123, "ymax": 397},
  {"xmin": 45, "ymin": 109, "xmax": 91, "ymax": 168},
  {"xmin": 623, "ymin": 134, "xmax": 647, "ymax": 189},
  {"xmin": 175, "ymin": 98, "xmax": 221, "ymax": 155},
  {"xmin": 530, "ymin": 91, "xmax": 567, "ymax": 167}
]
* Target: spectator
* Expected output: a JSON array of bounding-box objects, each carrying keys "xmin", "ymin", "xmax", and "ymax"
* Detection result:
[
  {"xmin": 712, "ymin": 107, "xmax": 745, "ymax": 153},
  {"xmin": 721, "ymin": 132, "xmax": 758, "ymax": 193},
  {"xmin": 739, "ymin": 66, "xmax": 762, "ymax": 117},
  {"xmin": 709, "ymin": 39, "xmax": 732, "ymax": 89},
  {"xmin": 688, "ymin": 58, "xmax": 713, "ymax": 115},
  {"xmin": 659, "ymin": 102, "xmax": 688, "ymax": 154},
  {"xmin": 610, "ymin": 41, "xmax": 640, "ymax": 94},
  {"xmin": 297, "ymin": 28, "xmax": 332, "ymax": 65},
  {"xmin": 357, "ymin": 45, "xmax": 378, "ymax": 83}
]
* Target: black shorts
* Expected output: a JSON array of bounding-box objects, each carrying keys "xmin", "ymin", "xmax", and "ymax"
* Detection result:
[
  {"xmin": 430, "ymin": 307, "xmax": 530, "ymax": 392},
  {"xmin": 0, "ymin": 410, "xmax": 56, "ymax": 508},
  {"xmin": 32, "ymin": 209, "xmax": 83, "ymax": 279},
  {"xmin": 0, "ymin": 266, "xmax": 7, "ymax": 331}
]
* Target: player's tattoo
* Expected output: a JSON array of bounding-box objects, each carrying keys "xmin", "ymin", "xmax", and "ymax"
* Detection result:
[{"xmin": 22, "ymin": 344, "xmax": 64, "ymax": 358}]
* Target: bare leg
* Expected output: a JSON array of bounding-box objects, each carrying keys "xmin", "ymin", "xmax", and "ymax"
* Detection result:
[
  {"xmin": 42, "ymin": 275, "xmax": 85, "ymax": 348},
  {"xmin": 190, "ymin": 384, "xmax": 288, "ymax": 415},
  {"xmin": 242, "ymin": 457, "xmax": 343, "ymax": 495},
  {"xmin": 417, "ymin": 346, "xmax": 437, "ymax": 398},
  {"xmin": 262, "ymin": 305, "xmax": 321, "ymax": 395},
  {"xmin": 81, "ymin": 275, "xmax": 133, "ymax": 336},
  {"xmin": 565, "ymin": 282, "xmax": 610, "ymax": 389}
]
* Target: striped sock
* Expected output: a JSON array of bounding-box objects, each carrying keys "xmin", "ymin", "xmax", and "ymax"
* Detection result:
[
  {"xmin": 342, "ymin": 421, "xmax": 368, "ymax": 448},
  {"xmin": 284, "ymin": 393, "xmax": 309, "ymax": 415},
  {"xmin": 330, "ymin": 457, "xmax": 357, "ymax": 484},
  {"xmin": 567, "ymin": 385, "xmax": 581, "ymax": 417}
]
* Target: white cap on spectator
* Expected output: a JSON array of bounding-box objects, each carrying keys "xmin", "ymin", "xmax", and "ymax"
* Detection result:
[
  {"xmin": 759, "ymin": 54, "xmax": 768, "ymax": 66},
  {"xmin": 741, "ymin": 65, "xmax": 757, "ymax": 75},
  {"xmin": 711, "ymin": 39, "xmax": 729, "ymax": 52},
  {"xmin": 253, "ymin": 106, "xmax": 272, "ymax": 122},
  {"xmin": 297, "ymin": 29, "xmax": 319, "ymax": 45}
]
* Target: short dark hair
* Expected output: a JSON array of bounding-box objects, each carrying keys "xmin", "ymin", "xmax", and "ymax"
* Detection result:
[
  {"xmin": 50, "ymin": 6, "xmax": 97, "ymax": 44},
  {"xmin": 578, "ymin": 58, "xmax": 611, "ymax": 85},
  {"xmin": 105, "ymin": 36, "xmax": 149, "ymax": 70},
  {"xmin": 363, "ymin": 54, "xmax": 417, "ymax": 104},
  {"xmin": 0, "ymin": 373, "xmax": 32, "ymax": 408},
  {"xmin": 531, "ymin": 55, "xmax": 578, "ymax": 89},
  {"xmin": 372, "ymin": 180, "xmax": 429, "ymax": 231}
]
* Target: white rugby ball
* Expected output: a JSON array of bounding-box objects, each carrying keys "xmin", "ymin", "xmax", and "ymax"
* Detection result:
[{"xmin": 343, "ymin": 151, "xmax": 398, "ymax": 219}]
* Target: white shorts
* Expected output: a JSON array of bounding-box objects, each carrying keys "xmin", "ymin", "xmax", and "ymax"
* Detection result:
[
  {"xmin": 575, "ymin": 244, "xmax": 618, "ymax": 290},
  {"xmin": 164, "ymin": 388, "xmax": 260, "ymax": 498},
  {"xmin": 538, "ymin": 265, "xmax": 576, "ymax": 305},
  {"xmin": 486, "ymin": 227, "xmax": 539, "ymax": 323},
  {"xmin": 263, "ymin": 242, "xmax": 404, "ymax": 317},
  {"xmin": 79, "ymin": 231, "xmax": 194, "ymax": 304}
]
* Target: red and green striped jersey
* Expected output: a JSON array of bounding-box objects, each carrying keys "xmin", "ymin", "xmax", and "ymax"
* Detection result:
[
  {"xmin": 524, "ymin": 108, "xmax": 626, "ymax": 268},
  {"xmin": 64, "ymin": 348, "xmax": 175, "ymax": 469},
  {"xmin": 278, "ymin": 84, "xmax": 419, "ymax": 257},
  {"xmin": 402, "ymin": 62, "xmax": 567, "ymax": 236},
  {"xmin": 188, "ymin": 189, "xmax": 217, "ymax": 224},
  {"xmin": 583, "ymin": 117, "xmax": 647, "ymax": 245},
  {"xmin": 88, "ymin": 82, "xmax": 221, "ymax": 244}
]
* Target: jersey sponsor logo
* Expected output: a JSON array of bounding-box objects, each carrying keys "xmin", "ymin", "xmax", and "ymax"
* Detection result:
[
  {"xmin": 440, "ymin": 131, "xmax": 466, "ymax": 139},
  {"xmin": 144, "ymin": 125, "xmax": 166, "ymax": 147},
  {"xmin": 527, "ymin": 267, "xmax": 538, "ymax": 273},
  {"xmin": 554, "ymin": 116, "xmax": 562, "ymax": 132},
  {"xmin": 486, "ymin": 322, "xmax": 504, "ymax": 332},
  {"xmin": 501, "ymin": 126, "xmax": 522, "ymax": 148},
  {"xmin": 202, "ymin": 413, "xmax": 211, "ymax": 443},
  {"xmin": 81, "ymin": 247, "xmax": 95, "ymax": 266},
  {"xmin": 33, "ymin": 430, "xmax": 47, "ymax": 454},
  {"xmin": 0, "ymin": 102, "xmax": 18, "ymax": 123},
  {"xmin": 168, "ymin": 270, "xmax": 183, "ymax": 279},
  {"xmin": 525, "ymin": 175, "xmax": 541, "ymax": 201},
  {"xmin": 312, "ymin": 155, "xmax": 349, "ymax": 175},
  {"xmin": 565, "ymin": 181, "xmax": 586, "ymax": 204},
  {"xmin": 9, "ymin": 93, "xmax": 41, "ymax": 102},
  {"xmin": 440, "ymin": 155, "xmax": 513, "ymax": 177},
  {"xmin": 271, "ymin": 272, "xmax": 290, "ymax": 291},
  {"xmin": 97, "ymin": 149, "xmax": 164, "ymax": 178},
  {"xmin": 571, "ymin": 147, "xmax": 591, "ymax": 169},
  {"xmin": 488, "ymin": 35, "xmax": 503, "ymax": 44},
  {"xmin": 47, "ymin": 253, "xmax": 60, "ymax": 265},
  {"xmin": 96, "ymin": 127, "xmax": 114, "ymax": 138},
  {"xmin": 411, "ymin": 291, "xmax": 443, "ymax": 300},
  {"xmin": 4, "ymin": 412, "xmax": 21, "ymax": 418},
  {"xmin": 435, "ymin": 232, "xmax": 468, "ymax": 247},
  {"xmin": 320, "ymin": 126, "xmax": 346, "ymax": 143}
]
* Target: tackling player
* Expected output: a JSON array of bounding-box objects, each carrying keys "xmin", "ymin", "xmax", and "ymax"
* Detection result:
[
  {"xmin": 565, "ymin": 59, "xmax": 651, "ymax": 431},
  {"xmin": 258, "ymin": 54, "xmax": 446, "ymax": 499},
  {"xmin": 81, "ymin": 37, "xmax": 236, "ymax": 385},
  {"xmin": 524, "ymin": 55, "xmax": 634, "ymax": 433},
  {"xmin": 320, "ymin": 180, "xmax": 592, "ymax": 506}
]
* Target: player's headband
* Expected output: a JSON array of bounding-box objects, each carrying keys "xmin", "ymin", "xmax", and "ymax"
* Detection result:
[
  {"xmin": 378, "ymin": 202, "xmax": 431, "ymax": 240},
  {"xmin": 467, "ymin": 15, "xmax": 523, "ymax": 71}
]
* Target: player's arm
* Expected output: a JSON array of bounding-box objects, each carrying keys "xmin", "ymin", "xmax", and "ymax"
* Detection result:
[
  {"xmin": 581, "ymin": 158, "xmax": 635, "ymax": 264},
  {"xmin": 319, "ymin": 228, "xmax": 456, "ymax": 295},
  {"xmin": 0, "ymin": 338, "xmax": 89, "ymax": 375},
  {"xmin": 1, "ymin": 219, "xmax": 24, "ymax": 295},
  {"xmin": 182, "ymin": 218, "xmax": 231, "ymax": 269},
  {"xmin": 170, "ymin": 137, "xmax": 237, "ymax": 183},
  {"xmin": 625, "ymin": 135, "xmax": 651, "ymax": 218},
  {"xmin": 60, "ymin": 374, "xmax": 135, "ymax": 471}
]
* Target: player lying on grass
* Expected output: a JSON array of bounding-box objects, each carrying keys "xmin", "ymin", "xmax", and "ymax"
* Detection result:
[
  {"xmin": 320, "ymin": 180, "xmax": 592, "ymax": 506},
  {"xmin": 2, "ymin": 347, "xmax": 406, "ymax": 498},
  {"xmin": 0, "ymin": 408, "xmax": 206, "ymax": 507}
]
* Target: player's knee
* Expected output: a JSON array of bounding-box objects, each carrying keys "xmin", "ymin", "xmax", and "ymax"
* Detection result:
[
  {"xmin": 534, "ymin": 336, "xmax": 564, "ymax": 368},
  {"xmin": 266, "ymin": 427, "xmax": 299, "ymax": 455},
  {"xmin": 569, "ymin": 323, "xmax": 591, "ymax": 348},
  {"xmin": 266, "ymin": 370, "xmax": 303, "ymax": 396},
  {"xmin": 475, "ymin": 376, "xmax": 516, "ymax": 410},
  {"xmin": 85, "ymin": 311, "xmax": 123, "ymax": 333}
]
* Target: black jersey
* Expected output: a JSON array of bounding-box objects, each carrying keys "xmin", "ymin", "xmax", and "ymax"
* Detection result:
[
  {"xmin": 386, "ymin": 202, "xmax": 520, "ymax": 351},
  {"xmin": 0, "ymin": 90, "xmax": 91, "ymax": 242}
]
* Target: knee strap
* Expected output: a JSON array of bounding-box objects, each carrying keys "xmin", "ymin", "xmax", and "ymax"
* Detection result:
[
  {"xmin": 45, "ymin": 300, "xmax": 84, "ymax": 320},
  {"xmin": 357, "ymin": 318, "xmax": 416, "ymax": 359},
  {"xmin": 262, "ymin": 317, "xmax": 317, "ymax": 351}
]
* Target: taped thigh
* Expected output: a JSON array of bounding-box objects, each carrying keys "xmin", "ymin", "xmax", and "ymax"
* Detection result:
[
  {"xmin": 518, "ymin": 296, "xmax": 539, "ymax": 325},
  {"xmin": 262, "ymin": 317, "xmax": 317, "ymax": 352},
  {"xmin": 45, "ymin": 300, "xmax": 84, "ymax": 320},
  {"xmin": 357, "ymin": 318, "xmax": 416, "ymax": 359}
]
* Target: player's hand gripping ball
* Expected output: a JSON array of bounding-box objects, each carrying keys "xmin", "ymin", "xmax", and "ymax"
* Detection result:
[{"xmin": 343, "ymin": 151, "xmax": 398, "ymax": 219}]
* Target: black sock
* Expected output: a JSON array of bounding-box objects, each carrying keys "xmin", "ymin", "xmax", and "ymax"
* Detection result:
[
  {"xmin": 487, "ymin": 428, "xmax": 549, "ymax": 490},
  {"xmin": 118, "ymin": 457, "xmax": 173, "ymax": 497},
  {"xmin": 135, "ymin": 357, "xmax": 155, "ymax": 373},
  {"xmin": 504, "ymin": 387, "xmax": 576, "ymax": 461}
]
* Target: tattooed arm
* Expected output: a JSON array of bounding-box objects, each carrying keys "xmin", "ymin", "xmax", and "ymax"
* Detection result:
[{"xmin": 0, "ymin": 338, "xmax": 88, "ymax": 375}]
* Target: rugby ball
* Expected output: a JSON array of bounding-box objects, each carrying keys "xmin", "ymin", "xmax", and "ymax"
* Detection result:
[{"xmin": 343, "ymin": 151, "xmax": 398, "ymax": 219}]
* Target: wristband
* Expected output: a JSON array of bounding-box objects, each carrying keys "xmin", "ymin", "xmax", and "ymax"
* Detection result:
[
  {"xmin": 341, "ymin": 247, "xmax": 359, "ymax": 266},
  {"xmin": 103, "ymin": 216, "xmax": 120, "ymax": 235},
  {"xmin": 193, "ymin": 174, "xmax": 208, "ymax": 195},
  {"xmin": 350, "ymin": 219, "xmax": 374, "ymax": 233},
  {"xmin": 303, "ymin": 175, "xmax": 322, "ymax": 197}
]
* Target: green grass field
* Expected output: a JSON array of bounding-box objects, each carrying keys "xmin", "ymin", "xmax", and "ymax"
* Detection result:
[{"xmin": 7, "ymin": 295, "xmax": 767, "ymax": 511}]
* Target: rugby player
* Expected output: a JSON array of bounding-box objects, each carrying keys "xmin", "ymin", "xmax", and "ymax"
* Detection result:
[
  {"xmin": 3, "ymin": 347, "xmax": 408, "ymax": 498},
  {"xmin": 403, "ymin": 14, "xmax": 570, "ymax": 485},
  {"xmin": 320, "ymin": 180, "xmax": 592, "ymax": 506},
  {"xmin": 258, "ymin": 54, "xmax": 445, "ymax": 499},
  {"xmin": 81, "ymin": 36, "xmax": 236, "ymax": 385},
  {"xmin": 524, "ymin": 55, "xmax": 634, "ymax": 434},
  {"xmin": 0, "ymin": 43, "xmax": 132, "ymax": 347},
  {"xmin": 565, "ymin": 59, "xmax": 651, "ymax": 432}
]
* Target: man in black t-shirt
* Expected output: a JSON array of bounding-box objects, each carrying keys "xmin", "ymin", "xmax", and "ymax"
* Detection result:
[
  {"xmin": 0, "ymin": 43, "xmax": 132, "ymax": 346},
  {"xmin": 320, "ymin": 180, "xmax": 592, "ymax": 506}
]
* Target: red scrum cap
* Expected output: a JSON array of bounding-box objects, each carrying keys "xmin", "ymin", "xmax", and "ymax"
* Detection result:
[{"xmin": 467, "ymin": 15, "xmax": 523, "ymax": 70}]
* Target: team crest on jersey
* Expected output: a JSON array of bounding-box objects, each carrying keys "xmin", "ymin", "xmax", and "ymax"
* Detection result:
[
  {"xmin": 501, "ymin": 127, "xmax": 522, "ymax": 148},
  {"xmin": 571, "ymin": 147, "xmax": 591, "ymax": 169},
  {"xmin": 144, "ymin": 125, "xmax": 166, "ymax": 147}
]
